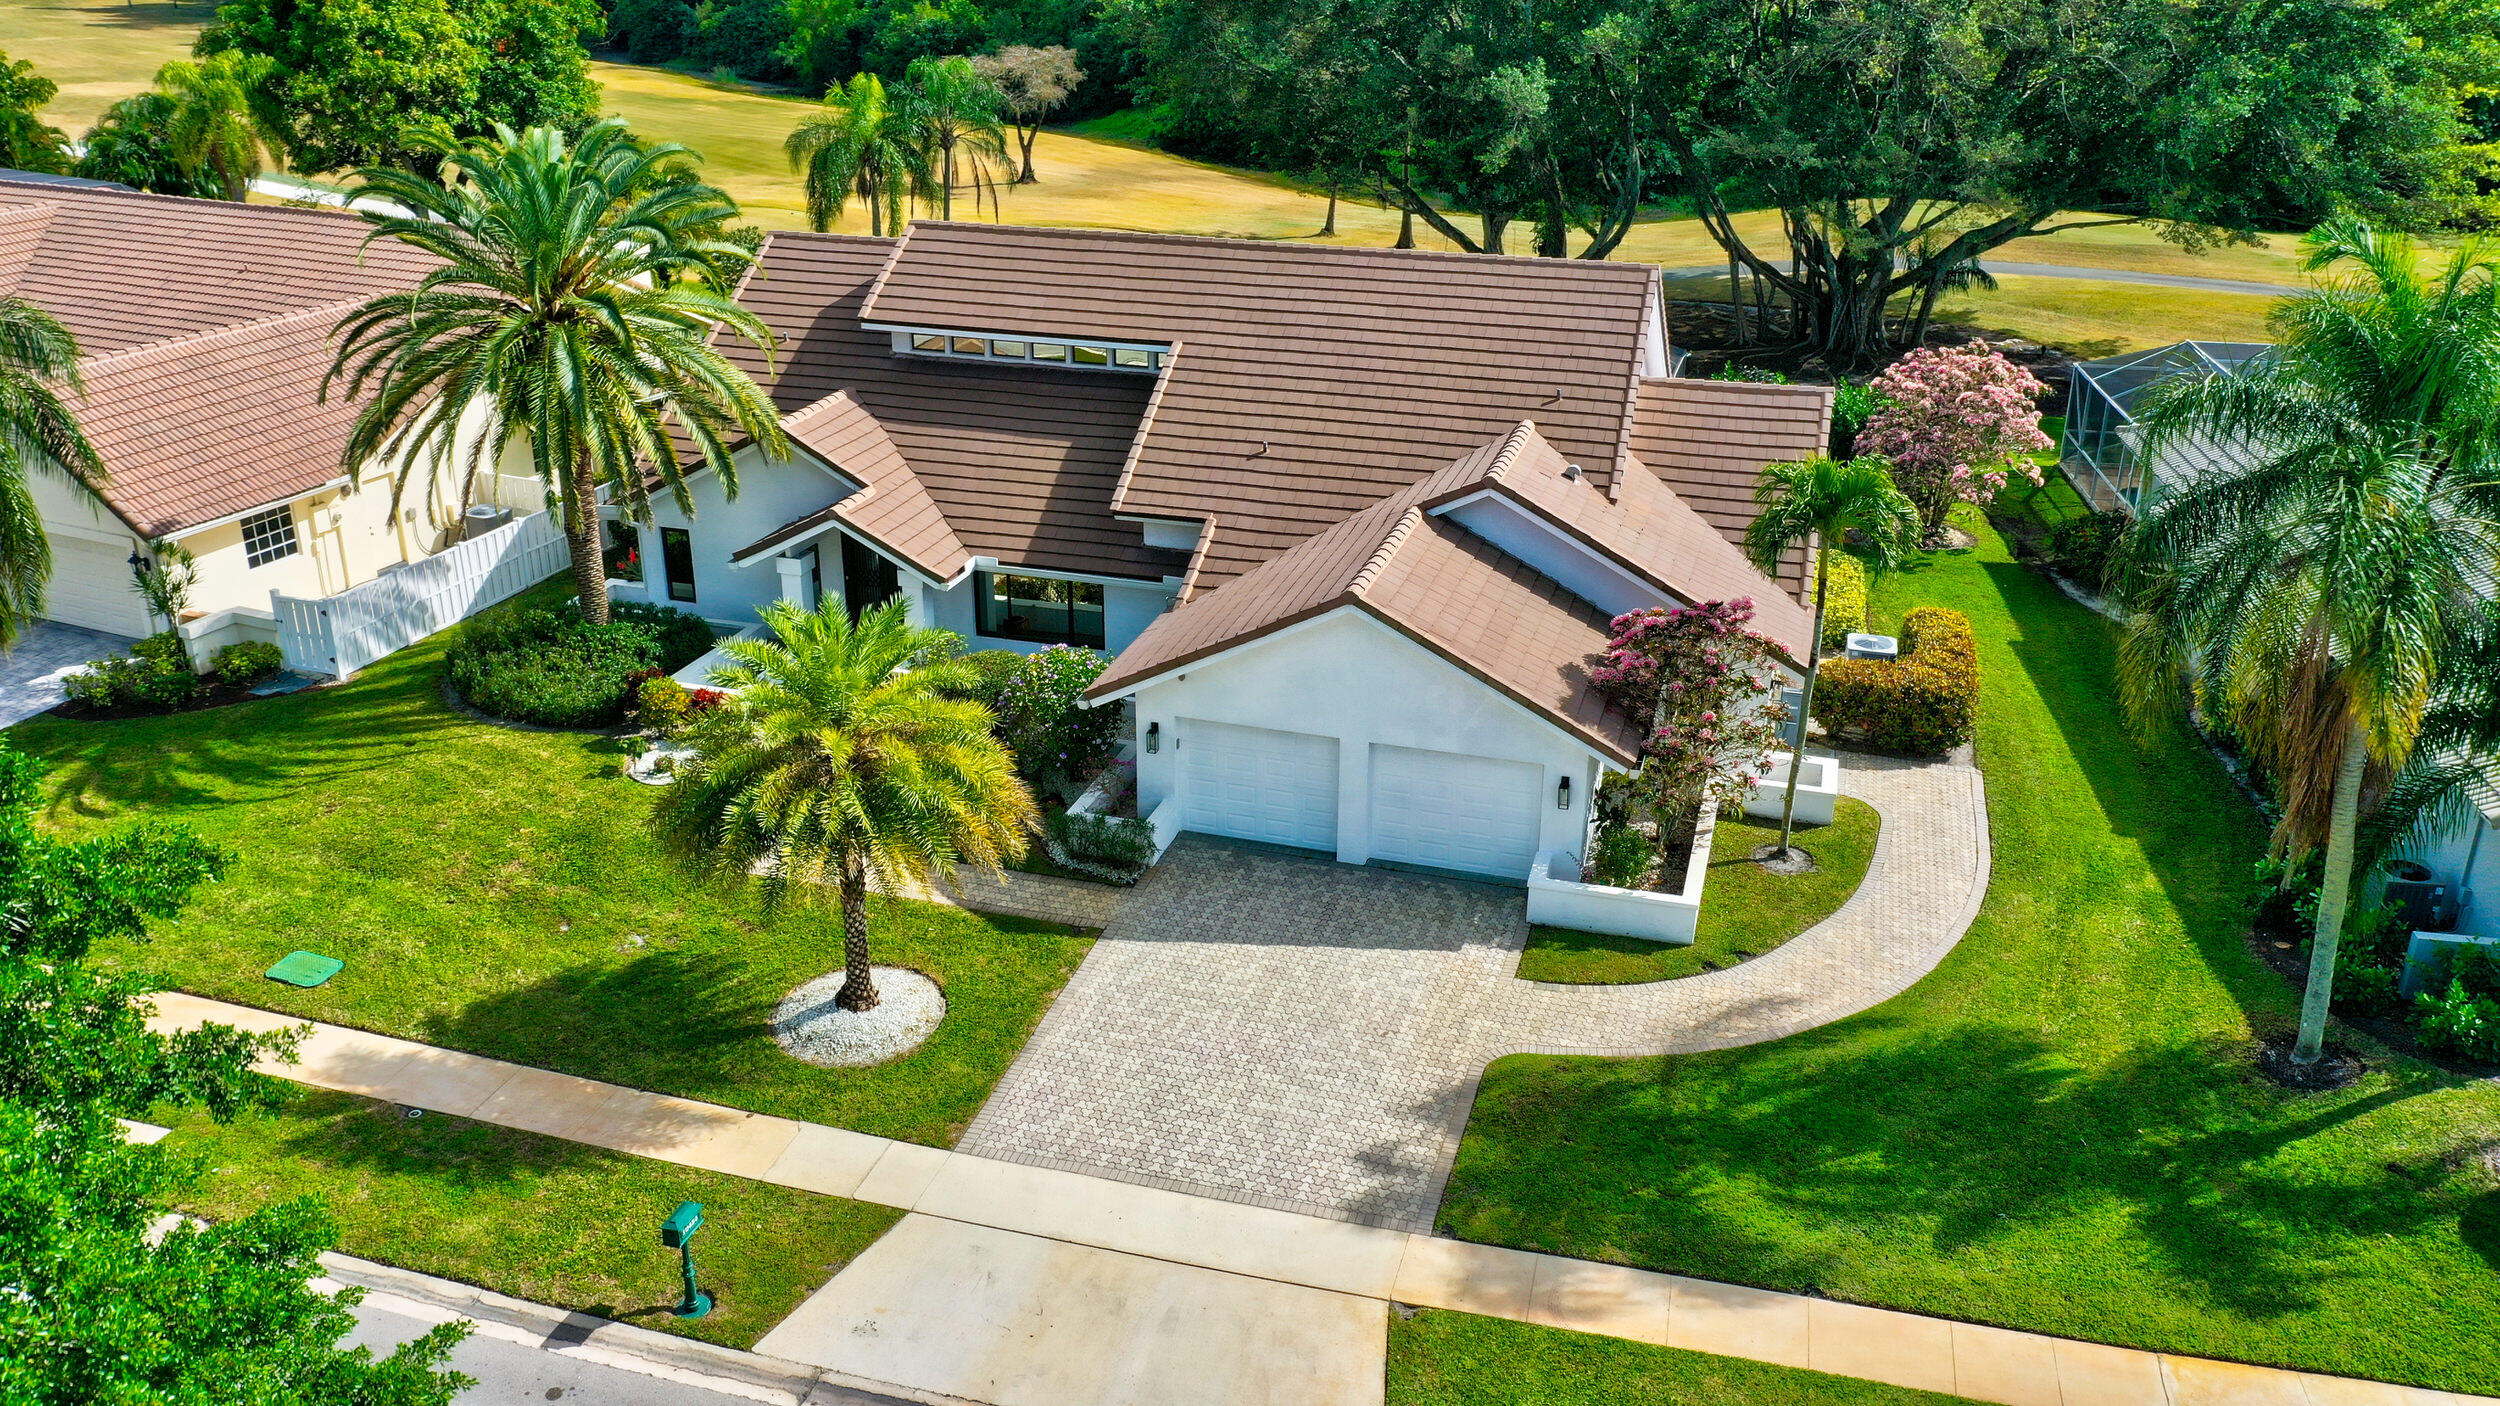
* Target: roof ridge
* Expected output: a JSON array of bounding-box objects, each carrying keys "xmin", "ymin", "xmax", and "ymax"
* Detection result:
[
  {"xmin": 1481, "ymin": 420, "xmax": 1540, "ymax": 484},
  {"xmin": 1348, "ymin": 506, "xmax": 1424, "ymax": 598},
  {"xmin": 78, "ymin": 296, "xmax": 368, "ymax": 372},
  {"xmin": 780, "ymin": 386, "xmax": 863, "ymax": 425},
  {"xmin": 892, "ymin": 219, "xmax": 1659, "ymax": 279},
  {"xmin": 1107, "ymin": 337, "xmax": 1184, "ymax": 517},
  {"xmin": 858, "ymin": 224, "xmax": 916, "ymax": 320},
  {"xmin": 0, "ymin": 175, "xmax": 381, "ymax": 228}
]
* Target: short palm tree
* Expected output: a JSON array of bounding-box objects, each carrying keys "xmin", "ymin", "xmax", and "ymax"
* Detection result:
[
  {"xmin": 901, "ymin": 55, "xmax": 1010, "ymax": 221},
  {"xmin": 787, "ymin": 73, "xmax": 925, "ymax": 236},
  {"xmin": 2117, "ymin": 217, "xmax": 2500, "ymax": 1067},
  {"xmin": 326, "ymin": 121, "xmax": 790, "ymax": 624},
  {"xmin": 156, "ymin": 53, "xmax": 281, "ymax": 202},
  {"xmin": 1743, "ymin": 454, "xmax": 1919, "ymax": 853},
  {"xmin": 651, "ymin": 599, "xmax": 1036, "ymax": 1012},
  {"xmin": 0, "ymin": 298, "xmax": 105, "ymax": 649}
]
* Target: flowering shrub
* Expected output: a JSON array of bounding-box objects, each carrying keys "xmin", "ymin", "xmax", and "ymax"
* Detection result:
[
  {"xmin": 1860, "ymin": 342, "xmax": 2051, "ymax": 540},
  {"xmin": 993, "ymin": 645, "xmax": 1124, "ymax": 801},
  {"xmin": 1590, "ymin": 598, "xmax": 1790, "ymax": 826},
  {"xmin": 1818, "ymin": 553, "xmax": 1868, "ymax": 651},
  {"xmin": 1811, "ymin": 607, "xmax": 1978, "ymax": 754}
]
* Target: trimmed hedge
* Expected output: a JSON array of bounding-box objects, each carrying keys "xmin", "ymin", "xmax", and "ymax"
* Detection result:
[
  {"xmin": 1811, "ymin": 606, "xmax": 1978, "ymax": 756},
  {"xmin": 1817, "ymin": 553, "xmax": 1868, "ymax": 652},
  {"xmin": 447, "ymin": 601, "xmax": 716, "ymax": 728}
]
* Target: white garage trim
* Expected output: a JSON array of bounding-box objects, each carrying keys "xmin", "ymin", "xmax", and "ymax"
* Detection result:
[
  {"xmin": 42, "ymin": 532, "xmax": 152, "ymax": 637},
  {"xmin": 1368, "ymin": 743, "xmax": 1545, "ymax": 880},
  {"xmin": 1178, "ymin": 718, "xmax": 1339, "ymax": 853}
]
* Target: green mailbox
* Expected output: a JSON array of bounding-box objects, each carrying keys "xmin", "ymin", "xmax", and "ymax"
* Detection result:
[{"xmin": 659, "ymin": 1201, "xmax": 713, "ymax": 1318}]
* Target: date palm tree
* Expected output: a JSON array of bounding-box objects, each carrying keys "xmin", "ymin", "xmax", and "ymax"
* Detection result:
[
  {"xmin": 0, "ymin": 298, "xmax": 105, "ymax": 649},
  {"xmin": 1743, "ymin": 454, "xmax": 1918, "ymax": 854},
  {"xmin": 2116, "ymin": 217, "xmax": 2500, "ymax": 1067},
  {"xmin": 651, "ymin": 599, "xmax": 1035, "ymax": 1012},
  {"xmin": 326, "ymin": 121, "xmax": 789, "ymax": 625},
  {"xmin": 786, "ymin": 72, "xmax": 924, "ymax": 235},
  {"xmin": 901, "ymin": 55, "xmax": 1010, "ymax": 221},
  {"xmin": 156, "ymin": 53, "xmax": 281, "ymax": 202}
]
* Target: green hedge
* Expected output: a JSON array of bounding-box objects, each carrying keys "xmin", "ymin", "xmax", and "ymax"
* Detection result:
[
  {"xmin": 1817, "ymin": 553, "xmax": 1868, "ymax": 652},
  {"xmin": 447, "ymin": 601, "xmax": 716, "ymax": 728},
  {"xmin": 1811, "ymin": 606, "xmax": 1978, "ymax": 755}
]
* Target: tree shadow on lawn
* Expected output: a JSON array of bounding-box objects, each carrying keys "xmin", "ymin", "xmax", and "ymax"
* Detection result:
[{"xmin": 1447, "ymin": 1020, "xmax": 2461, "ymax": 1325}]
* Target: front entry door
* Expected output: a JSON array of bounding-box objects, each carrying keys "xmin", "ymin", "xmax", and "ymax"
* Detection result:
[{"xmin": 840, "ymin": 535, "xmax": 900, "ymax": 621}]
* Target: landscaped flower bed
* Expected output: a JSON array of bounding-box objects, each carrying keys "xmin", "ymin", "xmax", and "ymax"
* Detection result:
[
  {"xmin": 1528, "ymin": 805, "xmax": 1717, "ymax": 945},
  {"xmin": 445, "ymin": 599, "xmax": 716, "ymax": 727},
  {"xmin": 53, "ymin": 636, "xmax": 291, "ymax": 720}
]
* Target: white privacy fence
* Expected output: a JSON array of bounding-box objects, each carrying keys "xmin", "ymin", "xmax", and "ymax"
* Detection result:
[{"xmin": 272, "ymin": 511, "xmax": 567, "ymax": 678}]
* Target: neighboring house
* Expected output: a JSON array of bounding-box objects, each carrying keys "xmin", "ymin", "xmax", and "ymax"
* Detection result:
[
  {"xmin": 0, "ymin": 176, "xmax": 523, "ymax": 658},
  {"xmin": 622, "ymin": 223, "xmax": 1830, "ymax": 882}
]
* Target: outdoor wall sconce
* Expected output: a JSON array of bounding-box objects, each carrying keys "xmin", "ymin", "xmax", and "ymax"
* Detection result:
[
  {"xmin": 1557, "ymin": 776, "xmax": 1572, "ymax": 810},
  {"xmin": 1145, "ymin": 721, "xmax": 1161, "ymax": 754}
]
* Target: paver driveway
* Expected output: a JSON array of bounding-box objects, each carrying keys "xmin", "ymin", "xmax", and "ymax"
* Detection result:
[
  {"xmin": 0, "ymin": 621, "xmax": 134, "ymax": 728},
  {"xmin": 962, "ymin": 754, "xmax": 1989, "ymax": 1233}
]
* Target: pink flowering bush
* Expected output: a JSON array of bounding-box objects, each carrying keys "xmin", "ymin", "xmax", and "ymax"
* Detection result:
[
  {"xmin": 1860, "ymin": 341, "xmax": 2051, "ymax": 540},
  {"xmin": 1590, "ymin": 599, "xmax": 1790, "ymax": 829}
]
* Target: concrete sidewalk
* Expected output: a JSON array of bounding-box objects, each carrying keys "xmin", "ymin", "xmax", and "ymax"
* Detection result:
[{"xmin": 150, "ymin": 991, "xmax": 2494, "ymax": 1406}]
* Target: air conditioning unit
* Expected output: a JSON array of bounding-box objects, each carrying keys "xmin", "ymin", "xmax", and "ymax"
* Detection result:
[{"xmin": 2384, "ymin": 878, "xmax": 2458, "ymax": 933}]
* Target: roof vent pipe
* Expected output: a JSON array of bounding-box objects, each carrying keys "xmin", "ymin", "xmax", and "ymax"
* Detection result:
[{"xmin": 1563, "ymin": 463, "xmax": 1583, "ymax": 481}]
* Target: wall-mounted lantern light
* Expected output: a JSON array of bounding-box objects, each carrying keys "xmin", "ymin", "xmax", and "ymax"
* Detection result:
[
  {"xmin": 127, "ymin": 547, "xmax": 149, "ymax": 586},
  {"xmin": 1145, "ymin": 721, "xmax": 1160, "ymax": 754},
  {"xmin": 1556, "ymin": 776, "xmax": 1572, "ymax": 810}
]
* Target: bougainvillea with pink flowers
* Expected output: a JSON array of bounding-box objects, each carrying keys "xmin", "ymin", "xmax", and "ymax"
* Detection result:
[
  {"xmin": 1859, "ymin": 341, "xmax": 2051, "ymax": 541},
  {"xmin": 1590, "ymin": 598, "xmax": 1790, "ymax": 828}
]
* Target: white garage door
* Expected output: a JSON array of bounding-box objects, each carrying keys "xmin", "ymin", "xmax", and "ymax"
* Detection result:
[
  {"xmin": 1180, "ymin": 718, "xmax": 1340, "ymax": 853},
  {"xmin": 1369, "ymin": 744, "xmax": 1544, "ymax": 880},
  {"xmin": 42, "ymin": 533, "xmax": 150, "ymax": 637}
]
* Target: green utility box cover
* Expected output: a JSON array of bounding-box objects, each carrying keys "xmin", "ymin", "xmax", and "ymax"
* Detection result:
[{"xmin": 265, "ymin": 951, "xmax": 343, "ymax": 987}]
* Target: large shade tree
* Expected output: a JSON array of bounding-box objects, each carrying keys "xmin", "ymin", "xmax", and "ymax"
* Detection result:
[
  {"xmin": 0, "ymin": 300, "xmax": 105, "ymax": 650},
  {"xmin": 651, "ymin": 599, "xmax": 1035, "ymax": 1013},
  {"xmin": 2115, "ymin": 219, "xmax": 2500, "ymax": 1067},
  {"xmin": 787, "ymin": 72, "xmax": 925, "ymax": 235},
  {"xmin": 969, "ymin": 45, "xmax": 1084, "ymax": 184},
  {"xmin": 327, "ymin": 121, "xmax": 790, "ymax": 625},
  {"xmin": 0, "ymin": 49, "xmax": 68, "ymax": 175}
]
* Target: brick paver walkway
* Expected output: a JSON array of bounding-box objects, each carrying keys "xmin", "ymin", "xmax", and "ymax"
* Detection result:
[
  {"xmin": 1, "ymin": 621, "xmax": 136, "ymax": 727},
  {"xmin": 960, "ymin": 754, "xmax": 1989, "ymax": 1233}
]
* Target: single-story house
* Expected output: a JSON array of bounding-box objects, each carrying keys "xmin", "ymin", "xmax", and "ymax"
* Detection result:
[{"xmin": 618, "ymin": 222, "xmax": 1831, "ymax": 881}]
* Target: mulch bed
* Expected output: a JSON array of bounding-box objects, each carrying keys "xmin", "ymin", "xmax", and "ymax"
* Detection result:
[
  {"xmin": 2243, "ymin": 923, "xmax": 2500, "ymax": 1082},
  {"xmin": 49, "ymin": 675, "xmax": 320, "ymax": 722}
]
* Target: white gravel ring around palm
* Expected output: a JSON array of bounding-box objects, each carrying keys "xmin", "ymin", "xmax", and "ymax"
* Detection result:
[
  {"xmin": 771, "ymin": 968, "xmax": 945, "ymax": 1067},
  {"xmin": 628, "ymin": 744, "xmax": 696, "ymax": 786}
]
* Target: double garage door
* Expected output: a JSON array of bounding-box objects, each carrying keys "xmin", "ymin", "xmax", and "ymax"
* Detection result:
[
  {"xmin": 1177, "ymin": 718, "xmax": 1544, "ymax": 880},
  {"xmin": 42, "ymin": 532, "xmax": 151, "ymax": 638}
]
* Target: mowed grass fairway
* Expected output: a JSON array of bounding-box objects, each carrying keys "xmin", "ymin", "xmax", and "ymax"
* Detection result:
[
  {"xmin": 6, "ymin": 584, "xmax": 1093, "ymax": 1148},
  {"xmin": 1436, "ymin": 512, "xmax": 2500, "ymax": 1395}
]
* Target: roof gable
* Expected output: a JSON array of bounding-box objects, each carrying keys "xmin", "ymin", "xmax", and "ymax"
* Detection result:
[{"xmin": 732, "ymin": 390, "xmax": 970, "ymax": 581}]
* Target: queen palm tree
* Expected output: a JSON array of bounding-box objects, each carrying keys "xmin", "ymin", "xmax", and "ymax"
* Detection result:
[
  {"xmin": 651, "ymin": 599, "xmax": 1035, "ymax": 1012},
  {"xmin": 326, "ymin": 121, "xmax": 790, "ymax": 625},
  {"xmin": 1743, "ymin": 455, "xmax": 1919, "ymax": 855},
  {"xmin": 785, "ymin": 73, "xmax": 923, "ymax": 236},
  {"xmin": 0, "ymin": 298, "xmax": 105, "ymax": 649},
  {"xmin": 156, "ymin": 53, "xmax": 282, "ymax": 202},
  {"xmin": 901, "ymin": 55, "xmax": 1010, "ymax": 221},
  {"xmin": 2116, "ymin": 218, "xmax": 2500, "ymax": 1067}
]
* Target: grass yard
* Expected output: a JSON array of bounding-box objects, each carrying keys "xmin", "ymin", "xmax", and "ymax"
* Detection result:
[
  {"xmin": 1435, "ymin": 511, "xmax": 2500, "ymax": 1395},
  {"xmin": 0, "ymin": 0, "xmax": 202, "ymax": 136},
  {"xmin": 163, "ymin": 1090, "xmax": 900, "ymax": 1350},
  {"xmin": 1385, "ymin": 1309, "xmax": 1973, "ymax": 1406},
  {"xmin": 7, "ymin": 581, "xmax": 1093, "ymax": 1148},
  {"xmin": 1518, "ymin": 798, "xmax": 1880, "ymax": 984}
]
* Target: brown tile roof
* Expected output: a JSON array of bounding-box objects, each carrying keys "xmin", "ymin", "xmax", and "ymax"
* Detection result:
[
  {"xmin": 719, "ymin": 231, "xmax": 1189, "ymax": 582},
  {"xmin": 0, "ymin": 200, "xmax": 54, "ymax": 295},
  {"xmin": 1629, "ymin": 377, "xmax": 1833, "ymax": 599},
  {"xmin": 859, "ymin": 222, "xmax": 1657, "ymax": 591},
  {"xmin": 731, "ymin": 390, "xmax": 970, "ymax": 581},
  {"xmin": 0, "ymin": 178, "xmax": 434, "ymax": 356},
  {"xmin": 72, "ymin": 301, "xmax": 372, "ymax": 536}
]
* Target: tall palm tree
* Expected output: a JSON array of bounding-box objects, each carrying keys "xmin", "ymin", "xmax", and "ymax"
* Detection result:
[
  {"xmin": 651, "ymin": 599, "xmax": 1035, "ymax": 1012},
  {"xmin": 156, "ymin": 53, "xmax": 281, "ymax": 202},
  {"xmin": 1743, "ymin": 455, "xmax": 1919, "ymax": 854},
  {"xmin": 901, "ymin": 55, "xmax": 1010, "ymax": 221},
  {"xmin": 785, "ymin": 73, "xmax": 923, "ymax": 235},
  {"xmin": 326, "ymin": 121, "xmax": 790, "ymax": 625},
  {"xmin": 2116, "ymin": 218, "xmax": 2500, "ymax": 1067},
  {"xmin": 0, "ymin": 299, "xmax": 105, "ymax": 650}
]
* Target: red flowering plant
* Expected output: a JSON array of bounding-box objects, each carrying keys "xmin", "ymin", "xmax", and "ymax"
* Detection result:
[
  {"xmin": 1589, "ymin": 599, "xmax": 1791, "ymax": 834},
  {"xmin": 1858, "ymin": 340, "xmax": 2051, "ymax": 543}
]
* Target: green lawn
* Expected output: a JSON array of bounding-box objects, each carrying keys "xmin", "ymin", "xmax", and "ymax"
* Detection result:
[
  {"xmin": 1386, "ymin": 1310, "xmax": 1972, "ymax": 1405},
  {"xmin": 1519, "ymin": 799, "xmax": 1881, "ymax": 984},
  {"xmin": 1435, "ymin": 511, "xmax": 2500, "ymax": 1394},
  {"xmin": 164, "ymin": 1090, "xmax": 900, "ymax": 1350},
  {"xmin": 7, "ymin": 589, "xmax": 1093, "ymax": 1147}
]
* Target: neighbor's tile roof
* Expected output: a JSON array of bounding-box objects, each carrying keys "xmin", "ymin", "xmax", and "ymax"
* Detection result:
[
  {"xmin": 860, "ymin": 222, "xmax": 1656, "ymax": 591},
  {"xmin": 719, "ymin": 231, "xmax": 1188, "ymax": 582},
  {"xmin": 1628, "ymin": 376, "xmax": 1833, "ymax": 598},
  {"xmin": 731, "ymin": 390, "xmax": 970, "ymax": 581}
]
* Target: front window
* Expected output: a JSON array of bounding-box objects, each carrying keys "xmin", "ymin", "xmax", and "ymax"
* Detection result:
[
  {"xmin": 976, "ymin": 571, "xmax": 1104, "ymax": 649},
  {"xmin": 661, "ymin": 527, "xmax": 696, "ymax": 603},
  {"xmin": 241, "ymin": 505, "xmax": 298, "ymax": 568}
]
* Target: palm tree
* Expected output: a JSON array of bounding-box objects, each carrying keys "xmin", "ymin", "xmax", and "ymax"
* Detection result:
[
  {"xmin": 900, "ymin": 55, "xmax": 1010, "ymax": 221},
  {"xmin": 651, "ymin": 599, "xmax": 1036, "ymax": 1012},
  {"xmin": 2363, "ymin": 603, "xmax": 2500, "ymax": 873},
  {"xmin": 326, "ymin": 121, "xmax": 790, "ymax": 625},
  {"xmin": 1743, "ymin": 455, "xmax": 1919, "ymax": 854},
  {"xmin": 156, "ymin": 53, "xmax": 281, "ymax": 202},
  {"xmin": 0, "ymin": 299, "xmax": 105, "ymax": 650},
  {"xmin": 785, "ymin": 73, "xmax": 923, "ymax": 236},
  {"xmin": 2116, "ymin": 218, "xmax": 2500, "ymax": 1067}
]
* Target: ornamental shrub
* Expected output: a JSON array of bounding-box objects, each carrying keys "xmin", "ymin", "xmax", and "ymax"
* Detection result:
[
  {"xmin": 1818, "ymin": 553, "xmax": 1868, "ymax": 652},
  {"xmin": 131, "ymin": 630, "xmax": 189, "ymax": 673},
  {"xmin": 636, "ymin": 675, "xmax": 693, "ymax": 734},
  {"xmin": 447, "ymin": 601, "xmax": 715, "ymax": 728},
  {"xmin": 1590, "ymin": 598, "xmax": 1790, "ymax": 827},
  {"xmin": 1829, "ymin": 382, "xmax": 1893, "ymax": 455},
  {"xmin": 1586, "ymin": 822, "xmax": 1651, "ymax": 889},
  {"xmin": 1860, "ymin": 342, "xmax": 2051, "ymax": 540},
  {"xmin": 994, "ymin": 646, "xmax": 1123, "ymax": 800},
  {"xmin": 1046, "ymin": 810, "xmax": 1158, "ymax": 879},
  {"xmin": 135, "ymin": 667, "xmax": 200, "ymax": 709},
  {"xmin": 212, "ymin": 641, "xmax": 284, "ymax": 686},
  {"xmin": 2042, "ymin": 508, "xmax": 2131, "ymax": 594},
  {"xmin": 2415, "ymin": 978, "xmax": 2500, "ymax": 1063},
  {"xmin": 941, "ymin": 650, "xmax": 1028, "ymax": 711},
  {"xmin": 1811, "ymin": 607, "xmax": 1978, "ymax": 755}
]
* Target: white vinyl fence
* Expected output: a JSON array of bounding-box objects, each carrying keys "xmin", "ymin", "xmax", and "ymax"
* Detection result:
[{"xmin": 272, "ymin": 511, "xmax": 567, "ymax": 679}]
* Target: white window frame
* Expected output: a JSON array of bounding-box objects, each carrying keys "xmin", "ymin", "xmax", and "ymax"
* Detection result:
[
  {"xmin": 241, "ymin": 505, "xmax": 299, "ymax": 569},
  {"xmin": 878, "ymin": 325, "xmax": 1169, "ymax": 374}
]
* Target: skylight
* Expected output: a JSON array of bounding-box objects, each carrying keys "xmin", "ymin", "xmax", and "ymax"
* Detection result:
[{"xmin": 889, "ymin": 327, "xmax": 1168, "ymax": 374}]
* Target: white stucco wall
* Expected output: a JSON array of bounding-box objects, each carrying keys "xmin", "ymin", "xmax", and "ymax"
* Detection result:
[
  {"xmin": 2416, "ymin": 816, "xmax": 2500, "ymax": 938},
  {"xmin": 1123, "ymin": 607, "xmax": 1607, "ymax": 870},
  {"xmin": 621, "ymin": 445, "xmax": 851, "ymax": 628}
]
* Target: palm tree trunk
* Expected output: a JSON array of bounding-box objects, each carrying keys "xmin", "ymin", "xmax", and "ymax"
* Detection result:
[
  {"xmin": 2293, "ymin": 720, "xmax": 2370, "ymax": 1065},
  {"xmin": 564, "ymin": 452, "xmax": 610, "ymax": 626},
  {"xmin": 942, "ymin": 144, "xmax": 956, "ymax": 220},
  {"xmin": 1774, "ymin": 549, "xmax": 1829, "ymax": 853},
  {"xmin": 1730, "ymin": 250, "xmax": 1747, "ymax": 345},
  {"xmin": 835, "ymin": 868, "xmax": 881, "ymax": 1011}
]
